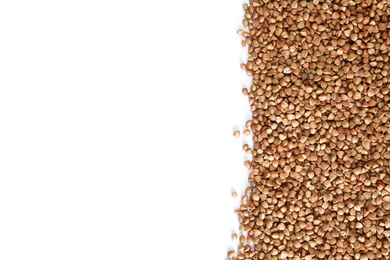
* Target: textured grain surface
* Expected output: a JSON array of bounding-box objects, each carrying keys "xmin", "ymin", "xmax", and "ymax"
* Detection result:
[{"xmin": 230, "ymin": 0, "xmax": 390, "ymax": 259}]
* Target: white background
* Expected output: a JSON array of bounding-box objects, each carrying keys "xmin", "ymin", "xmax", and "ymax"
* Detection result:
[{"xmin": 0, "ymin": 1, "xmax": 252, "ymax": 259}]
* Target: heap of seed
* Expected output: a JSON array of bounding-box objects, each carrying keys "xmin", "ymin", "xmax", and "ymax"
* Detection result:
[{"xmin": 229, "ymin": 0, "xmax": 390, "ymax": 259}]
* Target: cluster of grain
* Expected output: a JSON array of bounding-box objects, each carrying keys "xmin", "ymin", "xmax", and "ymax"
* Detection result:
[{"xmin": 229, "ymin": 0, "xmax": 390, "ymax": 259}]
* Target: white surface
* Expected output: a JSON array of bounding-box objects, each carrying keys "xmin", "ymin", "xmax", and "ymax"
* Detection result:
[{"xmin": 0, "ymin": 1, "xmax": 251, "ymax": 259}]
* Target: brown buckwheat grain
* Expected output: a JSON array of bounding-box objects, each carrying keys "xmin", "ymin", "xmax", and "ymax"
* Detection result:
[{"xmin": 229, "ymin": 0, "xmax": 390, "ymax": 259}]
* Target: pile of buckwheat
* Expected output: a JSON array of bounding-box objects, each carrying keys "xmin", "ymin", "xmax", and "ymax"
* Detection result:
[{"xmin": 229, "ymin": 0, "xmax": 390, "ymax": 259}]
